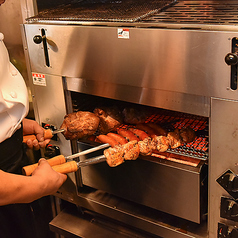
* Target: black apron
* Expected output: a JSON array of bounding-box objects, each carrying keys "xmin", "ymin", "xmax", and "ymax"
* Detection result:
[{"xmin": 0, "ymin": 127, "xmax": 42, "ymax": 238}]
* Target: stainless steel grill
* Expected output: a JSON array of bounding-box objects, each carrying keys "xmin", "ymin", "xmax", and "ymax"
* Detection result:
[
  {"xmin": 21, "ymin": 0, "xmax": 238, "ymax": 237},
  {"xmin": 27, "ymin": 0, "xmax": 176, "ymax": 22},
  {"xmin": 143, "ymin": 1, "xmax": 238, "ymax": 25}
]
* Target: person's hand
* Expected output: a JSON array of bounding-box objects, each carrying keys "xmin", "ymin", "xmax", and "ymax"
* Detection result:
[
  {"xmin": 31, "ymin": 158, "xmax": 67, "ymax": 196},
  {"xmin": 22, "ymin": 118, "xmax": 51, "ymax": 150}
]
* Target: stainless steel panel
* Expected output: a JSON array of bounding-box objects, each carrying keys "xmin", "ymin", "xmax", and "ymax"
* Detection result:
[
  {"xmin": 66, "ymin": 77, "xmax": 210, "ymax": 117},
  {"xmin": 78, "ymin": 142, "xmax": 207, "ymax": 223},
  {"xmin": 209, "ymin": 98, "xmax": 238, "ymax": 238},
  {"xmin": 50, "ymin": 206, "xmax": 157, "ymax": 238},
  {"xmin": 23, "ymin": 24, "xmax": 238, "ymax": 114},
  {"xmin": 55, "ymin": 179, "xmax": 207, "ymax": 238},
  {"xmin": 30, "ymin": 74, "xmax": 71, "ymax": 156}
]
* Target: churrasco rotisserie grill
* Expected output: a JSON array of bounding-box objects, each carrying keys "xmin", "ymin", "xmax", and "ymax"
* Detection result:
[{"xmin": 20, "ymin": 0, "xmax": 238, "ymax": 237}]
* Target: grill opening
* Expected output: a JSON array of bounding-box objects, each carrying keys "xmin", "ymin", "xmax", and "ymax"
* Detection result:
[{"xmin": 71, "ymin": 91, "xmax": 209, "ymax": 163}]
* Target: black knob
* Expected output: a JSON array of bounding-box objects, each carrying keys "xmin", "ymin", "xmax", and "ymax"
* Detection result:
[
  {"xmin": 33, "ymin": 35, "xmax": 43, "ymax": 44},
  {"xmin": 225, "ymin": 53, "xmax": 238, "ymax": 66}
]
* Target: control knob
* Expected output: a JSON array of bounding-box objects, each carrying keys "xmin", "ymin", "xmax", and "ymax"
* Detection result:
[
  {"xmin": 225, "ymin": 52, "xmax": 238, "ymax": 66},
  {"xmin": 221, "ymin": 197, "xmax": 238, "ymax": 221},
  {"xmin": 33, "ymin": 35, "xmax": 43, "ymax": 44},
  {"xmin": 217, "ymin": 170, "xmax": 238, "ymax": 199}
]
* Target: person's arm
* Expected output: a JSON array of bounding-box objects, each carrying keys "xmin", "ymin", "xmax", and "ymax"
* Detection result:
[
  {"xmin": 0, "ymin": 159, "xmax": 67, "ymax": 206},
  {"xmin": 22, "ymin": 118, "xmax": 50, "ymax": 150}
]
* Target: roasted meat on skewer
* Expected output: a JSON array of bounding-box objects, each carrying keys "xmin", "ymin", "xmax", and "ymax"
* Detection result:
[
  {"xmin": 123, "ymin": 140, "xmax": 140, "ymax": 160},
  {"xmin": 104, "ymin": 145, "xmax": 124, "ymax": 167},
  {"xmin": 138, "ymin": 137, "xmax": 154, "ymax": 156},
  {"xmin": 152, "ymin": 136, "xmax": 170, "ymax": 152},
  {"xmin": 104, "ymin": 140, "xmax": 140, "ymax": 166},
  {"xmin": 60, "ymin": 111, "xmax": 100, "ymax": 140}
]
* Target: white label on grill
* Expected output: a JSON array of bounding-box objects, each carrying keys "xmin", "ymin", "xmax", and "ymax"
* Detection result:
[
  {"xmin": 32, "ymin": 73, "xmax": 46, "ymax": 86},
  {"xmin": 118, "ymin": 28, "xmax": 129, "ymax": 39}
]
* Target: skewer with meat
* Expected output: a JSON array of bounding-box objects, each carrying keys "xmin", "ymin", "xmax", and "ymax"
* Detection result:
[
  {"xmin": 152, "ymin": 136, "xmax": 170, "ymax": 152},
  {"xmin": 60, "ymin": 111, "xmax": 100, "ymax": 140},
  {"xmin": 138, "ymin": 137, "xmax": 154, "ymax": 156},
  {"xmin": 122, "ymin": 140, "xmax": 140, "ymax": 160},
  {"xmin": 104, "ymin": 140, "xmax": 140, "ymax": 166},
  {"xmin": 104, "ymin": 145, "xmax": 125, "ymax": 167}
]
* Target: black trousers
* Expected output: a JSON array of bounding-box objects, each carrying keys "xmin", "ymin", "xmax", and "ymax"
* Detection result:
[{"xmin": 0, "ymin": 127, "xmax": 53, "ymax": 238}]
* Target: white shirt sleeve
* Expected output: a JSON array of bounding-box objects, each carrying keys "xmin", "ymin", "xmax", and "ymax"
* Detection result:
[{"xmin": 0, "ymin": 32, "xmax": 29, "ymax": 143}]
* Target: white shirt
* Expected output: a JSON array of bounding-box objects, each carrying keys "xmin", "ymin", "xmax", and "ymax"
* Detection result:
[{"xmin": 0, "ymin": 32, "xmax": 29, "ymax": 143}]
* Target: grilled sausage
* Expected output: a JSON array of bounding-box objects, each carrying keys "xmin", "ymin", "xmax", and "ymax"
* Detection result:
[
  {"xmin": 128, "ymin": 128, "xmax": 149, "ymax": 140},
  {"xmin": 107, "ymin": 133, "xmax": 128, "ymax": 145},
  {"xmin": 97, "ymin": 135, "xmax": 119, "ymax": 147},
  {"xmin": 117, "ymin": 128, "xmax": 140, "ymax": 142},
  {"xmin": 136, "ymin": 123, "xmax": 157, "ymax": 138},
  {"xmin": 147, "ymin": 123, "xmax": 167, "ymax": 136}
]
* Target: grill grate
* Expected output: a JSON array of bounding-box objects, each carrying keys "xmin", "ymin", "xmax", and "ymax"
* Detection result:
[
  {"xmin": 28, "ymin": 0, "xmax": 176, "ymax": 22},
  {"xmin": 145, "ymin": 112, "xmax": 209, "ymax": 160},
  {"xmin": 143, "ymin": 1, "xmax": 238, "ymax": 25}
]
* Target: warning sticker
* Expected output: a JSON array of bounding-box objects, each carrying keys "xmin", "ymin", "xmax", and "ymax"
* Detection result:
[
  {"xmin": 118, "ymin": 28, "xmax": 129, "ymax": 39},
  {"xmin": 32, "ymin": 73, "xmax": 46, "ymax": 86}
]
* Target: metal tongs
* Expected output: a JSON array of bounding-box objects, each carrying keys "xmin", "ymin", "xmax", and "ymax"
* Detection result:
[{"xmin": 23, "ymin": 143, "xmax": 109, "ymax": 176}]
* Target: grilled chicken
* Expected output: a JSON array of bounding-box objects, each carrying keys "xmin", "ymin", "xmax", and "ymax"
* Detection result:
[
  {"xmin": 123, "ymin": 140, "xmax": 140, "ymax": 160},
  {"xmin": 138, "ymin": 137, "xmax": 154, "ymax": 156},
  {"xmin": 104, "ymin": 140, "xmax": 140, "ymax": 166},
  {"xmin": 104, "ymin": 145, "xmax": 124, "ymax": 167},
  {"xmin": 152, "ymin": 136, "xmax": 170, "ymax": 152}
]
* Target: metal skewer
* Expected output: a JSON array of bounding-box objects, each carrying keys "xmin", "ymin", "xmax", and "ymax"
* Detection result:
[
  {"xmin": 23, "ymin": 143, "xmax": 110, "ymax": 176},
  {"xmin": 65, "ymin": 143, "xmax": 109, "ymax": 160}
]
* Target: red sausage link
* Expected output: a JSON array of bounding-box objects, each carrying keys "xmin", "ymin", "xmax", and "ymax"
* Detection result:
[
  {"xmin": 128, "ymin": 128, "xmax": 149, "ymax": 140},
  {"xmin": 117, "ymin": 128, "xmax": 140, "ymax": 142},
  {"xmin": 97, "ymin": 135, "xmax": 119, "ymax": 147},
  {"xmin": 107, "ymin": 133, "xmax": 128, "ymax": 145},
  {"xmin": 147, "ymin": 123, "xmax": 167, "ymax": 136},
  {"xmin": 136, "ymin": 123, "xmax": 157, "ymax": 138}
]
